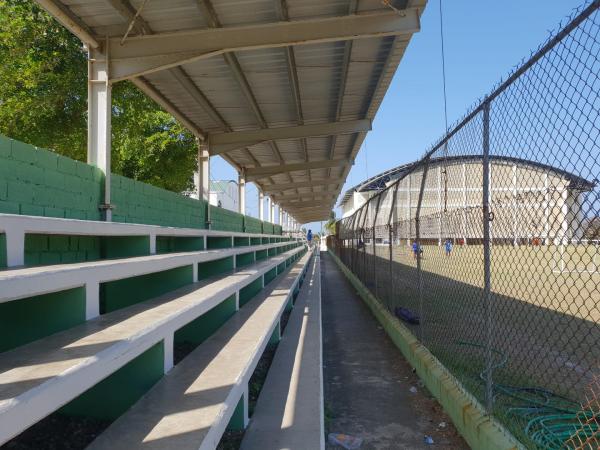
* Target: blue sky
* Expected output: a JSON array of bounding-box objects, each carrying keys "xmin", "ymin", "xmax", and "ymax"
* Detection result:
[{"xmin": 210, "ymin": 0, "xmax": 584, "ymax": 232}]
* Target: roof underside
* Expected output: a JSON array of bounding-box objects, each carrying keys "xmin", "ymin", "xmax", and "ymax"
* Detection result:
[{"xmin": 37, "ymin": 0, "xmax": 426, "ymax": 223}]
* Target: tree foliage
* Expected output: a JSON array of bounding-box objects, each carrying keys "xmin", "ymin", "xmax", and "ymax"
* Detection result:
[{"xmin": 0, "ymin": 0, "xmax": 197, "ymax": 192}]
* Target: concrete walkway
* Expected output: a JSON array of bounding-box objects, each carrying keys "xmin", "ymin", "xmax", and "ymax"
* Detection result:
[{"xmin": 320, "ymin": 252, "xmax": 468, "ymax": 450}]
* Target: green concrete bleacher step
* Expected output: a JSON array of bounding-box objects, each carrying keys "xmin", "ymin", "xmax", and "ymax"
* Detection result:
[
  {"xmin": 0, "ymin": 246, "xmax": 304, "ymax": 445},
  {"xmin": 86, "ymin": 251, "xmax": 313, "ymax": 450},
  {"xmin": 240, "ymin": 253, "xmax": 324, "ymax": 450}
]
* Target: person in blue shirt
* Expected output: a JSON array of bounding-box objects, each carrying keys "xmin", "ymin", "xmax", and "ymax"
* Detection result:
[
  {"xmin": 412, "ymin": 241, "xmax": 419, "ymax": 259},
  {"xmin": 307, "ymin": 229, "xmax": 313, "ymax": 247},
  {"xmin": 445, "ymin": 238, "xmax": 453, "ymax": 257}
]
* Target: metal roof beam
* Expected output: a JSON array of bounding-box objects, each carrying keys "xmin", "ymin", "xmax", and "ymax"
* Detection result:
[
  {"xmin": 107, "ymin": 9, "xmax": 421, "ymax": 80},
  {"xmin": 245, "ymin": 159, "xmax": 347, "ymax": 181},
  {"xmin": 263, "ymin": 179, "xmax": 344, "ymax": 192},
  {"xmin": 273, "ymin": 191, "xmax": 337, "ymax": 201},
  {"xmin": 35, "ymin": 0, "xmax": 100, "ymax": 48},
  {"xmin": 279, "ymin": 200, "xmax": 334, "ymax": 209},
  {"xmin": 208, "ymin": 119, "xmax": 371, "ymax": 155}
]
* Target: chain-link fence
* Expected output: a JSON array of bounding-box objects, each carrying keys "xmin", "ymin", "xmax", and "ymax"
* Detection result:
[{"xmin": 329, "ymin": 2, "xmax": 600, "ymax": 448}]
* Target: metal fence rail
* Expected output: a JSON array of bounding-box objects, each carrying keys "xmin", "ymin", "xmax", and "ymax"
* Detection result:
[{"xmin": 329, "ymin": 2, "xmax": 600, "ymax": 448}]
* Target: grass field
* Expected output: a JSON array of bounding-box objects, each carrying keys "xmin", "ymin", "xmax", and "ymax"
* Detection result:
[{"xmin": 341, "ymin": 242, "xmax": 600, "ymax": 448}]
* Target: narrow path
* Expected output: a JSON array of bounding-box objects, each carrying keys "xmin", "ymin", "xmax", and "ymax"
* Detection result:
[{"xmin": 320, "ymin": 251, "xmax": 468, "ymax": 450}]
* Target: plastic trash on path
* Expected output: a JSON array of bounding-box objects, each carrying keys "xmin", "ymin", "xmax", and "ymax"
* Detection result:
[
  {"xmin": 424, "ymin": 435, "xmax": 434, "ymax": 445},
  {"xmin": 328, "ymin": 433, "xmax": 363, "ymax": 449}
]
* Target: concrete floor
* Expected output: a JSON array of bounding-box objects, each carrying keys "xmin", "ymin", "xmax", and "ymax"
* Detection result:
[{"xmin": 320, "ymin": 251, "xmax": 468, "ymax": 450}]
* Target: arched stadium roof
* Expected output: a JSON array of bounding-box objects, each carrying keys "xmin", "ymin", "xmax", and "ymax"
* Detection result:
[{"xmin": 339, "ymin": 155, "xmax": 595, "ymax": 207}]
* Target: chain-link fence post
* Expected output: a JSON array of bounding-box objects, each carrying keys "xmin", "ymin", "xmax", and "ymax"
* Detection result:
[
  {"xmin": 415, "ymin": 158, "xmax": 431, "ymax": 342},
  {"xmin": 372, "ymin": 194, "xmax": 382, "ymax": 299},
  {"xmin": 387, "ymin": 181, "xmax": 400, "ymax": 309},
  {"xmin": 482, "ymin": 98, "xmax": 494, "ymax": 414}
]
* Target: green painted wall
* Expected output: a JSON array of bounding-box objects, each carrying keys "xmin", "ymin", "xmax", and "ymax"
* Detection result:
[
  {"xmin": 262, "ymin": 222, "xmax": 275, "ymax": 234},
  {"xmin": 175, "ymin": 295, "xmax": 236, "ymax": 347},
  {"xmin": 61, "ymin": 342, "xmax": 164, "ymax": 420},
  {"xmin": 111, "ymin": 174, "xmax": 206, "ymax": 229},
  {"xmin": 0, "ymin": 234, "xmax": 7, "ymax": 268},
  {"xmin": 234, "ymin": 236, "xmax": 250, "ymax": 247},
  {"xmin": 207, "ymin": 236, "xmax": 232, "ymax": 249},
  {"xmin": 264, "ymin": 267, "xmax": 277, "ymax": 285},
  {"xmin": 0, "ymin": 287, "xmax": 86, "ymax": 352},
  {"xmin": 211, "ymin": 207, "xmax": 244, "ymax": 232},
  {"xmin": 277, "ymin": 262, "xmax": 286, "ymax": 274},
  {"xmin": 102, "ymin": 235, "xmax": 149, "ymax": 259},
  {"xmin": 245, "ymin": 216, "xmax": 262, "ymax": 234},
  {"xmin": 227, "ymin": 395, "xmax": 247, "ymax": 431},
  {"xmin": 239, "ymin": 277, "xmax": 263, "ymax": 307},
  {"xmin": 100, "ymin": 265, "xmax": 193, "ymax": 313},
  {"xmin": 198, "ymin": 256, "xmax": 234, "ymax": 280},
  {"xmin": 236, "ymin": 252, "xmax": 255, "ymax": 268},
  {"xmin": 250, "ymin": 237, "xmax": 261, "ymax": 246},
  {"xmin": 255, "ymin": 249, "xmax": 268, "ymax": 261},
  {"xmin": 156, "ymin": 236, "xmax": 204, "ymax": 253},
  {"xmin": 0, "ymin": 135, "xmax": 283, "ymax": 235},
  {"xmin": 0, "ymin": 135, "xmax": 103, "ymax": 219}
]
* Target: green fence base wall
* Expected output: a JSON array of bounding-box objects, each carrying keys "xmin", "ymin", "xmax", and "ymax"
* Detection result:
[
  {"xmin": 328, "ymin": 251, "xmax": 523, "ymax": 450},
  {"xmin": 239, "ymin": 277, "xmax": 263, "ymax": 307},
  {"xmin": 0, "ymin": 234, "xmax": 6, "ymax": 268},
  {"xmin": 255, "ymin": 249, "xmax": 268, "ymax": 261},
  {"xmin": 100, "ymin": 265, "xmax": 193, "ymax": 314},
  {"xmin": 207, "ymin": 236, "xmax": 232, "ymax": 249},
  {"xmin": 0, "ymin": 287, "xmax": 86, "ymax": 353},
  {"xmin": 175, "ymin": 295, "xmax": 236, "ymax": 347},
  {"xmin": 277, "ymin": 262, "xmax": 286, "ymax": 274},
  {"xmin": 156, "ymin": 236, "xmax": 204, "ymax": 253},
  {"xmin": 198, "ymin": 256, "xmax": 234, "ymax": 281},
  {"xmin": 60, "ymin": 342, "xmax": 164, "ymax": 420}
]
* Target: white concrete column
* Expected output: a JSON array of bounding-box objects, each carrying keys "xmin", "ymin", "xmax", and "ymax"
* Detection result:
[
  {"xmin": 163, "ymin": 333, "xmax": 174, "ymax": 373},
  {"xmin": 278, "ymin": 207, "xmax": 283, "ymax": 226},
  {"xmin": 85, "ymin": 282, "xmax": 100, "ymax": 320},
  {"xmin": 270, "ymin": 200, "xmax": 275, "ymax": 223},
  {"xmin": 258, "ymin": 191, "xmax": 264, "ymax": 221},
  {"xmin": 88, "ymin": 48, "xmax": 112, "ymax": 221},
  {"xmin": 238, "ymin": 171, "xmax": 246, "ymax": 215},
  {"xmin": 196, "ymin": 142, "xmax": 210, "ymax": 202},
  {"xmin": 5, "ymin": 227, "xmax": 25, "ymax": 267}
]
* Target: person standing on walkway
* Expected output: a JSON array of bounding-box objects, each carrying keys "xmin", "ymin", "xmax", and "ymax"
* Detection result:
[
  {"xmin": 307, "ymin": 229, "xmax": 313, "ymax": 248},
  {"xmin": 445, "ymin": 238, "xmax": 453, "ymax": 257}
]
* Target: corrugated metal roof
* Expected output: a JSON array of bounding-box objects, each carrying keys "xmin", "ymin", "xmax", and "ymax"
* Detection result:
[{"xmin": 37, "ymin": 0, "xmax": 427, "ymax": 223}]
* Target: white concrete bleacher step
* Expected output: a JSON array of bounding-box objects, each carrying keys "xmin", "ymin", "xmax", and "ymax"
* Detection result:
[
  {"xmin": 0, "ymin": 213, "xmax": 292, "ymax": 267},
  {"xmin": 0, "ymin": 240, "xmax": 295, "ymax": 319},
  {"xmin": 0, "ymin": 246, "xmax": 305, "ymax": 446},
  {"xmin": 240, "ymin": 253, "xmax": 324, "ymax": 450},
  {"xmin": 86, "ymin": 251, "xmax": 314, "ymax": 450}
]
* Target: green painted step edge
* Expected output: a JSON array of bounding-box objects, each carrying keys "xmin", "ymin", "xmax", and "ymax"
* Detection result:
[{"xmin": 328, "ymin": 251, "xmax": 524, "ymax": 450}]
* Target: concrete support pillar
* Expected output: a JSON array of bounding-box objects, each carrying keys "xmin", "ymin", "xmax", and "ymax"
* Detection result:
[
  {"xmin": 279, "ymin": 207, "xmax": 283, "ymax": 226},
  {"xmin": 238, "ymin": 171, "xmax": 246, "ymax": 215},
  {"xmin": 88, "ymin": 48, "xmax": 112, "ymax": 221},
  {"xmin": 270, "ymin": 200, "xmax": 275, "ymax": 223},
  {"xmin": 196, "ymin": 142, "xmax": 210, "ymax": 202},
  {"xmin": 258, "ymin": 190, "xmax": 264, "ymax": 221}
]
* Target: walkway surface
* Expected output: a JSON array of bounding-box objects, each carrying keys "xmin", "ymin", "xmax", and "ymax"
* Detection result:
[{"xmin": 320, "ymin": 251, "xmax": 468, "ymax": 450}]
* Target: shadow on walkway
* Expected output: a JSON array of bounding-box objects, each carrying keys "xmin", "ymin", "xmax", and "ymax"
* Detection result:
[{"xmin": 320, "ymin": 251, "xmax": 468, "ymax": 450}]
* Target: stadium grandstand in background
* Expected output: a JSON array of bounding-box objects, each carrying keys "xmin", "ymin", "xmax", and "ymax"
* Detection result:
[{"xmin": 329, "ymin": 1, "xmax": 600, "ymax": 448}]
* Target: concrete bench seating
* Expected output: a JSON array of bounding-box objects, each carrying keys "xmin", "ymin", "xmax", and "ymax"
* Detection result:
[
  {"xmin": 0, "ymin": 213, "xmax": 293, "ymax": 267},
  {"xmin": 0, "ymin": 240, "xmax": 297, "ymax": 319},
  {"xmin": 240, "ymin": 253, "xmax": 324, "ymax": 450},
  {"xmin": 0, "ymin": 246, "xmax": 305, "ymax": 446},
  {"xmin": 86, "ymin": 251, "xmax": 313, "ymax": 450}
]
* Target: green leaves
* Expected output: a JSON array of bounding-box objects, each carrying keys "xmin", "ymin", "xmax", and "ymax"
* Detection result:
[{"xmin": 0, "ymin": 0, "xmax": 196, "ymax": 192}]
